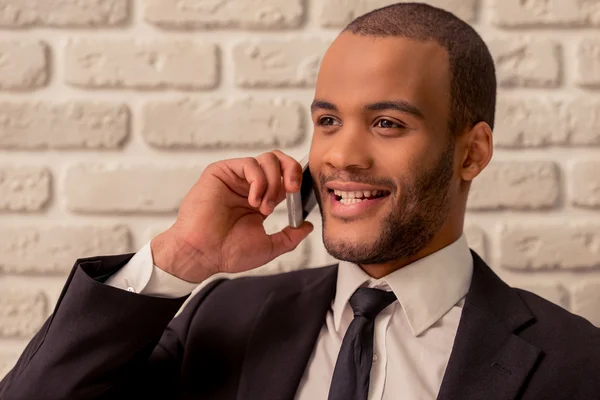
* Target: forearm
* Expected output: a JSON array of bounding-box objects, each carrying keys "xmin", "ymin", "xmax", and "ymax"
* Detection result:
[
  {"xmin": 0, "ymin": 255, "xmax": 187, "ymax": 400},
  {"xmin": 150, "ymin": 231, "xmax": 218, "ymax": 284}
]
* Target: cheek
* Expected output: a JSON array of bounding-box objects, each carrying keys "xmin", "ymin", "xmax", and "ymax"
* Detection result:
[
  {"xmin": 373, "ymin": 143, "xmax": 421, "ymax": 181},
  {"xmin": 308, "ymin": 140, "xmax": 327, "ymax": 180}
]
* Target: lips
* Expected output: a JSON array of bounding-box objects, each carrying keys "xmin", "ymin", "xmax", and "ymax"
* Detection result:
[{"xmin": 325, "ymin": 181, "xmax": 391, "ymax": 193}]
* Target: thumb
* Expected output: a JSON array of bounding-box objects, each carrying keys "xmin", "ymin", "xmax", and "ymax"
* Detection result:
[{"xmin": 268, "ymin": 221, "xmax": 314, "ymax": 260}]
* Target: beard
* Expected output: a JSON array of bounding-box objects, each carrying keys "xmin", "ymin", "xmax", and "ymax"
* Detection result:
[{"xmin": 315, "ymin": 139, "xmax": 455, "ymax": 265}]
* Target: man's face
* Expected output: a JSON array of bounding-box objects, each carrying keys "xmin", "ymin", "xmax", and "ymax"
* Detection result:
[{"xmin": 309, "ymin": 33, "xmax": 458, "ymax": 265}]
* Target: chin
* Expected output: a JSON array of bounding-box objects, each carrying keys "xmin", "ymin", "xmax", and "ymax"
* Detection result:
[{"xmin": 322, "ymin": 223, "xmax": 380, "ymax": 261}]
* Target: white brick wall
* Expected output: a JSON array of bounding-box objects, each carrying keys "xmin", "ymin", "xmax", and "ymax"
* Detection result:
[
  {"xmin": 0, "ymin": 41, "xmax": 48, "ymax": 90},
  {"xmin": 1, "ymin": 0, "xmax": 600, "ymax": 377}
]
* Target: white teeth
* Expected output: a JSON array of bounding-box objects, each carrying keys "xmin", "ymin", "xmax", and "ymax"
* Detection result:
[
  {"xmin": 332, "ymin": 189, "xmax": 385, "ymax": 202},
  {"xmin": 339, "ymin": 198, "xmax": 364, "ymax": 205}
]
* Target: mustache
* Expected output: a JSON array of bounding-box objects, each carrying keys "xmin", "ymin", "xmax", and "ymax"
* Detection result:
[{"xmin": 318, "ymin": 171, "xmax": 397, "ymax": 194}]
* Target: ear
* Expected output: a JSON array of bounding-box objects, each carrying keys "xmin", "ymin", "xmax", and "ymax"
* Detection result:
[{"xmin": 460, "ymin": 121, "xmax": 493, "ymax": 182}]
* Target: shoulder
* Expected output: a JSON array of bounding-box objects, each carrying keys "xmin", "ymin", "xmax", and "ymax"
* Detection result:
[
  {"xmin": 513, "ymin": 289, "xmax": 600, "ymax": 395},
  {"xmin": 214, "ymin": 264, "xmax": 337, "ymax": 296},
  {"xmin": 515, "ymin": 288, "xmax": 600, "ymax": 365},
  {"xmin": 174, "ymin": 265, "xmax": 337, "ymax": 349},
  {"xmin": 189, "ymin": 264, "xmax": 337, "ymax": 314}
]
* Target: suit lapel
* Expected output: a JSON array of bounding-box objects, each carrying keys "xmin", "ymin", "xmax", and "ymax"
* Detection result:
[
  {"xmin": 437, "ymin": 251, "xmax": 541, "ymax": 400},
  {"xmin": 238, "ymin": 265, "xmax": 338, "ymax": 400}
]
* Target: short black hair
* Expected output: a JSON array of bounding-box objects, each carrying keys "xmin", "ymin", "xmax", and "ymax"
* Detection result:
[{"xmin": 344, "ymin": 2, "xmax": 496, "ymax": 134}]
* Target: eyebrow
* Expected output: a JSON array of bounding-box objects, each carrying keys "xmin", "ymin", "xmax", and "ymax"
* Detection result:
[
  {"xmin": 365, "ymin": 101, "xmax": 425, "ymax": 120},
  {"xmin": 310, "ymin": 100, "xmax": 338, "ymax": 114},
  {"xmin": 310, "ymin": 99, "xmax": 425, "ymax": 120}
]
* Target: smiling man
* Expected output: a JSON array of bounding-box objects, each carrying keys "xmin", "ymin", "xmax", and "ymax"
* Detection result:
[
  {"xmin": 310, "ymin": 30, "xmax": 465, "ymax": 277},
  {"xmin": 2, "ymin": 3, "xmax": 599, "ymax": 400}
]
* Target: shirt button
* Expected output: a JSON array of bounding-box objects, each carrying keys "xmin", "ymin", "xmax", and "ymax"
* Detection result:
[
  {"xmin": 372, "ymin": 354, "xmax": 378, "ymax": 363},
  {"xmin": 127, "ymin": 286, "xmax": 135, "ymax": 293}
]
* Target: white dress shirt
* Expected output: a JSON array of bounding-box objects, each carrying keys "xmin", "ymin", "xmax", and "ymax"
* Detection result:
[
  {"xmin": 106, "ymin": 234, "xmax": 473, "ymax": 399},
  {"xmin": 105, "ymin": 242, "xmax": 197, "ymax": 297}
]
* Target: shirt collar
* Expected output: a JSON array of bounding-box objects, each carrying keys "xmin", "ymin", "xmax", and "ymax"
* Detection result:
[{"xmin": 332, "ymin": 233, "xmax": 473, "ymax": 336}]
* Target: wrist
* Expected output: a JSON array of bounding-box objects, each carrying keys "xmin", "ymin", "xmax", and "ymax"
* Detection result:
[{"xmin": 150, "ymin": 232, "xmax": 215, "ymax": 284}]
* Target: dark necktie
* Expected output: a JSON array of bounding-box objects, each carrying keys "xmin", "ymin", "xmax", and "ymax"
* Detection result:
[{"xmin": 328, "ymin": 287, "xmax": 397, "ymax": 400}]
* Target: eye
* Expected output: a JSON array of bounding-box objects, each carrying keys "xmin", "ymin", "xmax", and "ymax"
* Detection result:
[
  {"xmin": 317, "ymin": 116, "xmax": 341, "ymax": 126},
  {"xmin": 375, "ymin": 119, "xmax": 403, "ymax": 129}
]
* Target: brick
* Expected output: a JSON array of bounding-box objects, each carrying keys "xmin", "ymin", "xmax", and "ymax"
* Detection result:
[
  {"xmin": 464, "ymin": 225, "xmax": 487, "ymax": 261},
  {"xmin": 233, "ymin": 39, "xmax": 330, "ymax": 88},
  {"xmin": 576, "ymin": 38, "xmax": 600, "ymax": 88},
  {"xmin": 0, "ymin": 102, "xmax": 129, "ymax": 149},
  {"xmin": 0, "ymin": 41, "xmax": 47, "ymax": 90},
  {"xmin": 0, "ymin": 166, "xmax": 50, "ymax": 212},
  {"xmin": 0, "ymin": 290, "xmax": 46, "ymax": 338},
  {"xmin": 570, "ymin": 161, "xmax": 600, "ymax": 208},
  {"xmin": 494, "ymin": 96, "xmax": 568, "ymax": 147},
  {"xmin": 0, "ymin": 225, "xmax": 131, "ymax": 274},
  {"xmin": 65, "ymin": 40, "xmax": 218, "ymax": 90},
  {"xmin": 487, "ymin": 38, "xmax": 561, "ymax": 88},
  {"xmin": 499, "ymin": 224, "xmax": 600, "ymax": 270},
  {"xmin": 468, "ymin": 161, "xmax": 559, "ymax": 210},
  {"xmin": 495, "ymin": 96, "xmax": 600, "ymax": 146},
  {"xmin": 572, "ymin": 282, "xmax": 600, "ymax": 327},
  {"xmin": 142, "ymin": 98, "xmax": 304, "ymax": 149},
  {"xmin": 319, "ymin": 0, "xmax": 477, "ymax": 27},
  {"xmin": 64, "ymin": 164, "xmax": 202, "ymax": 214},
  {"xmin": 0, "ymin": 0, "xmax": 128, "ymax": 27},
  {"xmin": 144, "ymin": 0, "xmax": 304, "ymax": 29},
  {"xmin": 566, "ymin": 98, "xmax": 600, "ymax": 145},
  {"xmin": 494, "ymin": 96, "xmax": 600, "ymax": 147},
  {"xmin": 493, "ymin": 0, "xmax": 600, "ymax": 28},
  {"xmin": 515, "ymin": 284, "xmax": 568, "ymax": 308}
]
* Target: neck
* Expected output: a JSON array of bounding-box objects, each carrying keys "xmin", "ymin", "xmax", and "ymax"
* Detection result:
[{"xmin": 359, "ymin": 223, "xmax": 463, "ymax": 279}]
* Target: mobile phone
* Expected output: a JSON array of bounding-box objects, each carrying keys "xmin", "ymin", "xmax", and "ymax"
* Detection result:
[{"xmin": 286, "ymin": 156, "xmax": 317, "ymax": 228}]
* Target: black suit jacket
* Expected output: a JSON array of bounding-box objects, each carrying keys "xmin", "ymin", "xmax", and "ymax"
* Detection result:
[{"xmin": 1, "ymin": 250, "xmax": 599, "ymax": 399}]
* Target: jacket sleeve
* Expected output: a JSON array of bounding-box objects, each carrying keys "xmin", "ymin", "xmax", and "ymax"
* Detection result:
[{"xmin": 0, "ymin": 253, "xmax": 226, "ymax": 400}]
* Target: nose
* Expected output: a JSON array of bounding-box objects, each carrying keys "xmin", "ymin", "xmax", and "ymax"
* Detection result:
[{"xmin": 321, "ymin": 124, "xmax": 373, "ymax": 171}]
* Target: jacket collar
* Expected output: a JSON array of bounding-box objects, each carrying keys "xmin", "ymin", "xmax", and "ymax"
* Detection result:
[
  {"xmin": 437, "ymin": 250, "xmax": 541, "ymax": 400},
  {"xmin": 238, "ymin": 265, "xmax": 338, "ymax": 400},
  {"xmin": 238, "ymin": 250, "xmax": 541, "ymax": 400}
]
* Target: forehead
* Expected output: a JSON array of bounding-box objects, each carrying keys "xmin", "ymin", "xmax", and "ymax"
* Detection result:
[{"xmin": 315, "ymin": 33, "xmax": 451, "ymax": 120}]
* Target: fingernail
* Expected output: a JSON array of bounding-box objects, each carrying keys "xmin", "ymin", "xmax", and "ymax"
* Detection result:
[
  {"xmin": 291, "ymin": 178, "xmax": 300, "ymax": 187},
  {"xmin": 268, "ymin": 200, "xmax": 276, "ymax": 209}
]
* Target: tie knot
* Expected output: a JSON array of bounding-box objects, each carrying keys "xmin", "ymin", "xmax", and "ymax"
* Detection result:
[{"xmin": 349, "ymin": 287, "xmax": 397, "ymax": 320}]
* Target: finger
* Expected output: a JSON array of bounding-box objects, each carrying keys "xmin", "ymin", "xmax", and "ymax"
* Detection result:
[
  {"xmin": 267, "ymin": 221, "xmax": 314, "ymax": 260},
  {"xmin": 238, "ymin": 158, "xmax": 268, "ymax": 209},
  {"xmin": 256, "ymin": 152, "xmax": 283, "ymax": 214},
  {"xmin": 274, "ymin": 184, "xmax": 288, "ymax": 206},
  {"xmin": 272, "ymin": 150, "xmax": 303, "ymax": 193}
]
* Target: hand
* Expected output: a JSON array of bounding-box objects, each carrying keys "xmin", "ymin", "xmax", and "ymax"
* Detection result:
[{"xmin": 150, "ymin": 150, "xmax": 314, "ymax": 283}]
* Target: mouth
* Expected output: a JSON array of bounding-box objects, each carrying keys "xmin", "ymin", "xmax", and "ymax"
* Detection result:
[
  {"xmin": 326, "ymin": 188, "xmax": 391, "ymax": 219},
  {"xmin": 328, "ymin": 189, "xmax": 391, "ymax": 205}
]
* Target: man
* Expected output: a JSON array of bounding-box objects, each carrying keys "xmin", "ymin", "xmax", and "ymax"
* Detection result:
[{"xmin": 1, "ymin": 3, "xmax": 599, "ymax": 399}]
